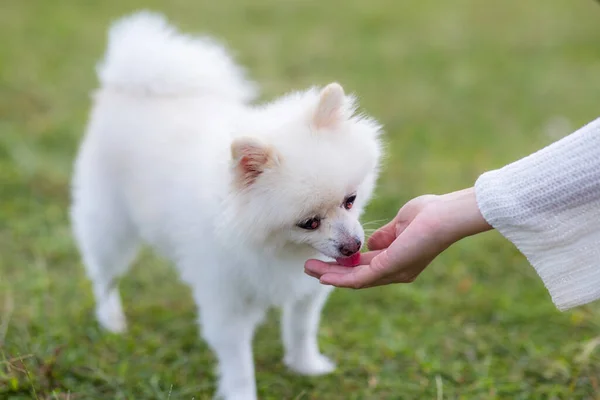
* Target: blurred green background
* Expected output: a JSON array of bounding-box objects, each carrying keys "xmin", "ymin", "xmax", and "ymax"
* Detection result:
[{"xmin": 1, "ymin": 0, "xmax": 600, "ymax": 399}]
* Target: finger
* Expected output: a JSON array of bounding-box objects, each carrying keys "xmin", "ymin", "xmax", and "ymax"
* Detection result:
[
  {"xmin": 320, "ymin": 250, "xmax": 423, "ymax": 289},
  {"xmin": 306, "ymin": 261, "xmax": 366, "ymax": 276},
  {"xmin": 304, "ymin": 259, "xmax": 334, "ymax": 278},
  {"xmin": 303, "ymin": 267, "xmax": 322, "ymax": 279},
  {"xmin": 320, "ymin": 261, "xmax": 419, "ymax": 288},
  {"xmin": 357, "ymin": 251, "xmax": 383, "ymax": 264},
  {"xmin": 362, "ymin": 273, "xmax": 414, "ymax": 287},
  {"xmin": 350, "ymin": 274, "xmax": 402, "ymax": 289},
  {"xmin": 369, "ymin": 198, "xmax": 434, "ymax": 250},
  {"xmin": 304, "ymin": 251, "xmax": 383, "ymax": 276},
  {"xmin": 318, "ymin": 261, "xmax": 388, "ymax": 288}
]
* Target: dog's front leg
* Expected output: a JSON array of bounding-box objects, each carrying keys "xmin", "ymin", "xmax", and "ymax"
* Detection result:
[
  {"xmin": 281, "ymin": 286, "xmax": 336, "ymax": 376},
  {"xmin": 199, "ymin": 302, "xmax": 265, "ymax": 400}
]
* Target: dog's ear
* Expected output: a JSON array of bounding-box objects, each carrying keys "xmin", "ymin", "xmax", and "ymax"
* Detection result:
[
  {"xmin": 231, "ymin": 137, "xmax": 280, "ymax": 187},
  {"xmin": 313, "ymin": 82, "xmax": 345, "ymax": 129}
]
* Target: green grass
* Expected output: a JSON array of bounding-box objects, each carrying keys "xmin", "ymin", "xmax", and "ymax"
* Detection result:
[{"xmin": 2, "ymin": 0, "xmax": 600, "ymax": 398}]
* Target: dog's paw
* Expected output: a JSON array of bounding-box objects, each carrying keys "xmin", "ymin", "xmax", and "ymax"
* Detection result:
[
  {"xmin": 96, "ymin": 294, "xmax": 127, "ymax": 333},
  {"xmin": 97, "ymin": 307, "xmax": 127, "ymax": 333},
  {"xmin": 214, "ymin": 387, "xmax": 257, "ymax": 400},
  {"xmin": 284, "ymin": 353, "xmax": 336, "ymax": 376}
]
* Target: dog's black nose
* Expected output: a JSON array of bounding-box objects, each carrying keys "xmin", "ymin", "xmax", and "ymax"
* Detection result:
[{"xmin": 338, "ymin": 239, "xmax": 362, "ymax": 257}]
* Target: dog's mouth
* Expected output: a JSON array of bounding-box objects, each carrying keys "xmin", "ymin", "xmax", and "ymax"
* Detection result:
[{"xmin": 335, "ymin": 252, "xmax": 361, "ymax": 267}]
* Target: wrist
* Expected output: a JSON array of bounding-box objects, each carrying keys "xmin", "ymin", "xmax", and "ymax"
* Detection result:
[{"xmin": 439, "ymin": 187, "xmax": 492, "ymax": 241}]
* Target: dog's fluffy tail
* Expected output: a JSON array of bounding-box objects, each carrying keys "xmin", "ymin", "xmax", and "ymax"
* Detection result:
[{"xmin": 97, "ymin": 11, "xmax": 258, "ymax": 102}]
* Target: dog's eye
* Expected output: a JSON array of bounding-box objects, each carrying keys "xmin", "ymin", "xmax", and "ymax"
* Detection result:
[
  {"xmin": 343, "ymin": 195, "xmax": 356, "ymax": 210},
  {"xmin": 297, "ymin": 217, "xmax": 321, "ymax": 230}
]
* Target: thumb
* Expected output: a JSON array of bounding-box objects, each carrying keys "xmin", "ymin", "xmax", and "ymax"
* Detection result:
[
  {"xmin": 367, "ymin": 220, "xmax": 398, "ymax": 250},
  {"xmin": 368, "ymin": 198, "xmax": 429, "ymax": 251}
]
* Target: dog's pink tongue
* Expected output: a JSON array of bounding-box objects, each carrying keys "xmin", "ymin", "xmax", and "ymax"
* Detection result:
[{"xmin": 335, "ymin": 252, "xmax": 361, "ymax": 267}]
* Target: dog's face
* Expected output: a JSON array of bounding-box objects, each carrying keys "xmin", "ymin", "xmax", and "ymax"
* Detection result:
[{"xmin": 228, "ymin": 83, "xmax": 382, "ymax": 262}]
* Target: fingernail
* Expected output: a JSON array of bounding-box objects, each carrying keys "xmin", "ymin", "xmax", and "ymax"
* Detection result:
[{"xmin": 395, "ymin": 222, "xmax": 403, "ymax": 235}]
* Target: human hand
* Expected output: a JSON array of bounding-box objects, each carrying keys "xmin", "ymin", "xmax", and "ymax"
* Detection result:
[{"xmin": 304, "ymin": 188, "xmax": 492, "ymax": 288}]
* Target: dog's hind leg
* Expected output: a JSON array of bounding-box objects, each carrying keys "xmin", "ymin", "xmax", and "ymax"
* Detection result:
[{"xmin": 71, "ymin": 192, "xmax": 139, "ymax": 333}]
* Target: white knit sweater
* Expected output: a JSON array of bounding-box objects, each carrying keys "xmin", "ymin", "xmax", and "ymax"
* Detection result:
[{"xmin": 475, "ymin": 118, "xmax": 600, "ymax": 311}]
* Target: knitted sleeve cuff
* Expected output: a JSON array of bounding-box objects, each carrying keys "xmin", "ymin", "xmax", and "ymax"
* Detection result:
[{"xmin": 475, "ymin": 118, "xmax": 600, "ymax": 311}]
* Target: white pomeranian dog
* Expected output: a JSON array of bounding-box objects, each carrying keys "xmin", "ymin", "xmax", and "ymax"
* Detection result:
[{"xmin": 71, "ymin": 11, "xmax": 382, "ymax": 400}]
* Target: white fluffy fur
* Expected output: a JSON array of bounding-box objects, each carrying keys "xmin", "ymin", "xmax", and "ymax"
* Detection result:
[
  {"xmin": 71, "ymin": 11, "xmax": 382, "ymax": 400},
  {"xmin": 97, "ymin": 11, "xmax": 257, "ymax": 101}
]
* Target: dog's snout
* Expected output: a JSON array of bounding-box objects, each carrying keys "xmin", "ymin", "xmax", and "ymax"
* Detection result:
[{"xmin": 338, "ymin": 238, "xmax": 362, "ymax": 257}]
